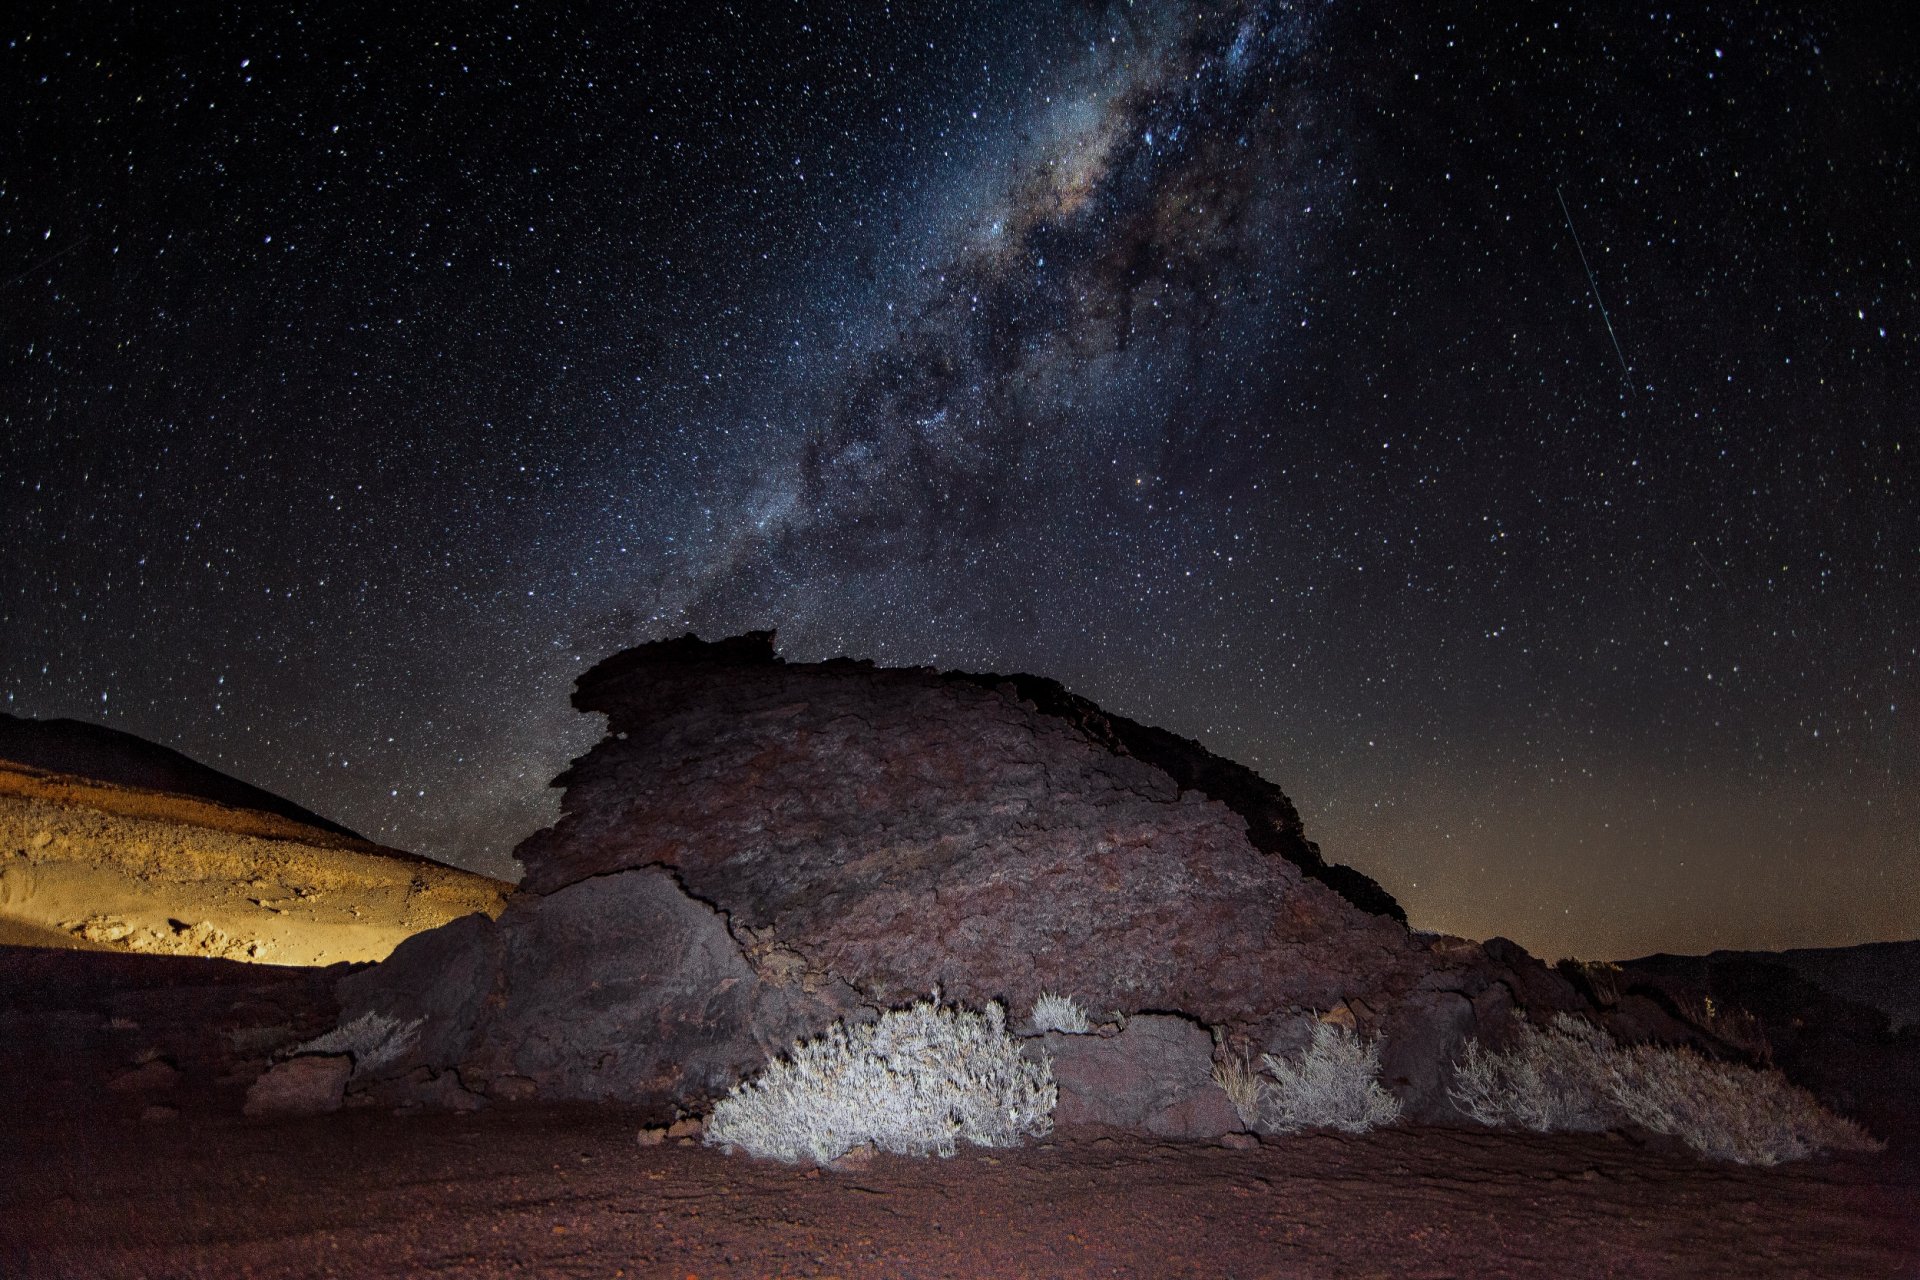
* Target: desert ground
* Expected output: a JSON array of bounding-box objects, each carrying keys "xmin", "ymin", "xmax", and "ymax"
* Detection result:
[
  {"xmin": 2, "ymin": 944, "xmax": 1915, "ymax": 1280},
  {"xmin": 6, "ymin": 1103, "xmax": 1916, "ymax": 1279}
]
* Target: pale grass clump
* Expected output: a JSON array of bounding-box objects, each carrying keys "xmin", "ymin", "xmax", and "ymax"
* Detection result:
[
  {"xmin": 1450, "ymin": 1014, "xmax": 1882, "ymax": 1165},
  {"xmin": 1211, "ymin": 1051, "xmax": 1265, "ymax": 1128},
  {"xmin": 1258, "ymin": 1022, "xmax": 1403, "ymax": 1134},
  {"xmin": 1029, "ymin": 992, "xmax": 1092, "ymax": 1035},
  {"xmin": 293, "ymin": 1010, "xmax": 423, "ymax": 1074},
  {"xmin": 705, "ymin": 994, "xmax": 1056, "ymax": 1165}
]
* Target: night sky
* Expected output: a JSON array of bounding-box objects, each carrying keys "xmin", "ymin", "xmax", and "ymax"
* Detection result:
[{"xmin": 4, "ymin": 1, "xmax": 1915, "ymax": 961}]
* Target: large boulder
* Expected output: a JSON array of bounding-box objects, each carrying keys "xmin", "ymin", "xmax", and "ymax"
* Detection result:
[
  {"xmin": 334, "ymin": 867, "xmax": 861, "ymax": 1119},
  {"xmin": 336, "ymin": 632, "xmax": 1591, "ymax": 1129},
  {"xmin": 514, "ymin": 631, "xmax": 1423, "ymax": 1023}
]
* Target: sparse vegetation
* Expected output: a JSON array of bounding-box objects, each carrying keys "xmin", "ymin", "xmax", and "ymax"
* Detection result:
[
  {"xmin": 705, "ymin": 994, "xmax": 1056, "ymax": 1165},
  {"xmin": 1029, "ymin": 991, "xmax": 1092, "ymax": 1034},
  {"xmin": 1450, "ymin": 1013, "xmax": 1881, "ymax": 1165},
  {"xmin": 293, "ymin": 1009, "xmax": 423, "ymax": 1074},
  {"xmin": 1211, "ymin": 1049, "xmax": 1264, "ymax": 1128},
  {"xmin": 1258, "ymin": 1022, "xmax": 1402, "ymax": 1134}
]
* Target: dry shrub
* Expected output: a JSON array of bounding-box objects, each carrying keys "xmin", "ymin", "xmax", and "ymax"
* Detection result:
[
  {"xmin": 1450, "ymin": 1014, "xmax": 1880, "ymax": 1165},
  {"xmin": 1029, "ymin": 992, "xmax": 1092, "ymax": 1035},
  {"xmin": 705, "ymin": 994, "xmax": 1056, "ymax": 1165},
  {"xmin": 1450, "ymin": 1015, "xmax": 1615, "ymax": 1134},
  {"xmin": 1258, "ymin": 1022, "xmax": 1402, "ymax": 1134},
  {"xmin": 1211, "ymin": 1050, "xmax": 1265, "ymax": 1128},
  {"xmin": 294, "ymin": 1010, "xmax": 422, "ymax": 1074}
]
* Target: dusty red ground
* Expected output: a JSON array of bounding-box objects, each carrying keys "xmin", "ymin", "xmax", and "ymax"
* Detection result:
[
  {"xmin": 5, "ymin": 1105, "xmax": 1915, "ymax": 1279},
  {"xmin": 4, "ymin": 946, "xmax": 1914, "ymax": 1278}
]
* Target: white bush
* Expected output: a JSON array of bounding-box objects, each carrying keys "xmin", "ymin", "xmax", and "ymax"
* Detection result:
[
  {"xmin": 1029, "ymin": 992, "xmax": 1092, "ymax": 1034},
  {"xmin": 1450, "ymin": 1014, "xmax": 1882, "ymax": 1165},
  {"xmin": 293, "ymin": 1009, "xmax": 422, "ymax": 1074},
  {"xmin": 1450, "ymin": 1014, "xmax": 1614, "ymax": 1133},
  {"xmin": 705, "ymin": 994, "xmax": 1057, "ymax": 1164},
  {"xmin": 1258, "ymin": 1022, "xmax": 1403, "ymax": 1134}
]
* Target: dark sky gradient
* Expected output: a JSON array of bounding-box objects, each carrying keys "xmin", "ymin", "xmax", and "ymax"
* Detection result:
[{"xmin": 4, "ymin": 1, "xmax": 1915, "ymax": 959}]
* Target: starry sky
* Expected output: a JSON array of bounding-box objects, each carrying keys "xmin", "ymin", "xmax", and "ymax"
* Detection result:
[{"xmin": 4, "ymin": 1, "xmax": 1915, "ymax": 961}]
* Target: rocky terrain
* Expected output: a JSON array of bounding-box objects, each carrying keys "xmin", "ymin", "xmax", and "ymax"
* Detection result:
[
  {"xmin": 330, "ymin": 633, "xmax": 1838, "ymax": 1135},
  {"xmin": 3, "ymin": 634, "xmax": 1915, "ymax": 1276},
  {"xmin": 0, "ymin": 715, "xmax": 510, "ymax": 964}
]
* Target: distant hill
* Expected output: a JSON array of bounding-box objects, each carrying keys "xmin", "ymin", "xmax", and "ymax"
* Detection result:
[
  {"xmin": 0, "ymin": 713, "xmax": 362, "ymax": 842},
  {"xmin": 1621, "ymin": 939, "xmax": 1920, "ymax": 1033},
  {"xmin": 1741, "ymin": 941, "xmax": 1920, "ymax": 1032},
  {"xmin": 0, "ymin": 713, "xmax": 510, "ymax": 965}
]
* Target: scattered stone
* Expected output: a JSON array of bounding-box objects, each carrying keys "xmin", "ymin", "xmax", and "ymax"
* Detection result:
[
  {"xmin": 107, "ymin": 1058, "xmax": 180, "ymax": 1093},
  {"xmin": 488, "ymin": 1074, "xmax": 537, "ymax": 1102},
  {"xmin": 636, "ymin": 1126, "xmax": 668, "ymax": 1146},
  {"xmin": 827, "ymin": 1142, "xmax": 875, "ymax": 1172},
  {"xmin": 1220, "ymin": 1131, "xmax": 1260, "ymax": 1150},
  {"xmin": 243, "ymin": 1054, "xmax": 351, "ymax": 1116},
  {"xmin": 666, "ymin": 1117, "xmax": 703, "ymax": 1140},
  {"xmin": 413, "ymin": 1069, "xmax": 485, "ymax": 1113}
]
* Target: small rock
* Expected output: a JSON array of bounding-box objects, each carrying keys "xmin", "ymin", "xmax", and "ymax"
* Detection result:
[
  {"xmin": 1219, "ymin": 1131, "xmax": 1260, "ymax": 1150},
  {"xmin": 665, "ymin": 1116, "xmax": 703, "ymax": 1140},
  {"xmin": 636, "ymin": 1126, "xmax": 668, "ymax": 1147},
  {"xmin": 827, "ymin": 1142, "xmax": 875, "ymax": 1172},
  {"xmin": 489, "ymin": 1074, "xmax": 538, "ymax": 1102},
  {"xmin": 413, "ymin": 1070, "xmax": 486, "ymax": 1113},
  {"xmin": 108, "ymin": 1059, "xmax": 180, "ymax": 1093},
  {"xmin": 244, "ymin": 1054, "xmax": 351, "ymax": 1116}
]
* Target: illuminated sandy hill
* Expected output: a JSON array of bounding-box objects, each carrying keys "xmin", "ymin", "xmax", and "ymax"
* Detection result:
[{"xmin": 0, "ymin": 715, "xmax": 509, "ymax": 965}]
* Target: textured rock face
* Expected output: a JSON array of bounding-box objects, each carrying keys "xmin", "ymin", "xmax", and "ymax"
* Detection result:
[
  {"xmin": 1039, "ymin": 1016, "xmax": 1242, "ymax": 1139},
  {"xmin": 336, "ymin": 869, "xmax": 862, "ymax": 1118},
  {"xmin": 338, "ymin": 632, "xmax": 1595, "ymax": 1127},
  {"xmin": 515, "ymin": 632, "xmax": 1422, "ymax": 1024}
]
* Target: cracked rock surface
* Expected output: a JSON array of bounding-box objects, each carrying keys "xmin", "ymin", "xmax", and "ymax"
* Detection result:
[{"xmin": 337, "ymin": 633, "xmax": 1594, "ymax": 1122}]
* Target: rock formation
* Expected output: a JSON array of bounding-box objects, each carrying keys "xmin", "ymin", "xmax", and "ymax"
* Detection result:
[{"xmin": 337, "ymin": 632, "xmax": 1604, "ymax": 1127}]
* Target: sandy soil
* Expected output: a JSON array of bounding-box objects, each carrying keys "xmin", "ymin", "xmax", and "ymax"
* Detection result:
[
  {"xmin": 0, "ymin": 791, "xmax": 508, "ymax": 964},
  {"xmin": 4, "ymin": 1104, "xmax": 1914, "ymax": 1279}
]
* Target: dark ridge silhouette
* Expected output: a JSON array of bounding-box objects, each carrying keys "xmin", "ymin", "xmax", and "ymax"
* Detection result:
[{"xmin": 0, "ymin": 712, "xmax": 363, "ymax": 842}]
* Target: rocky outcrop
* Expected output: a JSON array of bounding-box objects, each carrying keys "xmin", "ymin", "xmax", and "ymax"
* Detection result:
[
  {"xmin": 335, "ymin": 632, "xmax": 1591, "ymax": 1126},
  {"xmin": 336, "ymin": 868, "xmax": 862, "ymax": 1118},
  {"xmin": 1611, "ymin": 947, "xmax": 1920, "ymax": 1141},
  {"xmin": 515, "ymin": 632, "xmax": 1420, "ymax": 1023}
]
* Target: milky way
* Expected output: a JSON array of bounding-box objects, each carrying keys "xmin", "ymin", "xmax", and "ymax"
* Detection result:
[{"xmin": 3, "ymin": 1, "xmax": 1915, "ymax": 957}]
